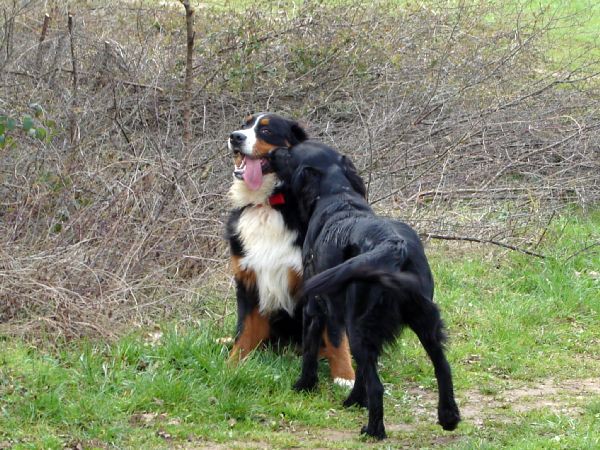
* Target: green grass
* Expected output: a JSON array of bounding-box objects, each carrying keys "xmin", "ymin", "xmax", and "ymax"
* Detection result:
[
  {"xmin": 511, "ymin": 0, "xmax": 600, "ymax": 64},
  {"xmin": 202, "ymin": 0, "xmax": 599, "ymax": 45},
  {"xmin": 1, "ymin": 210, "xmax": 599, "ymax": 448}
]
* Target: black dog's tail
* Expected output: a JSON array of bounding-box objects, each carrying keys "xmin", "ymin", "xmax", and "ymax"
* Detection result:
[
  {"xmin": 301, "ymin": 240, "xmax": 422, "ymax": 301},
  {"xmin": 302, "ymin": 265, "xmax": 421, "ymax": 299}
]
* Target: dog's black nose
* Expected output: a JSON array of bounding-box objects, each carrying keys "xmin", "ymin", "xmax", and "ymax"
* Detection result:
[{"xmin": 229, "ymin": 132, "xmax": 246, "ymax": 145}]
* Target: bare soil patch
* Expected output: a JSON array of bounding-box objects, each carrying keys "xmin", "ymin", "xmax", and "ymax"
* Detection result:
[{"xmin": 407, "ymin": 377, "xmax": 600, "ymax": 428}]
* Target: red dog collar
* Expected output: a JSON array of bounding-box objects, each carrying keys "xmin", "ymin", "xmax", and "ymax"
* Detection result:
[{"xmin": 268, "ymin": 192, "xmax": 285, "ymax": 206}]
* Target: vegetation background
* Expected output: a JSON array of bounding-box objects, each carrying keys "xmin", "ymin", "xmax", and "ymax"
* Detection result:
[{"xmin": 0, "ymin": 0, "xmax": 598, "ymax": 448}]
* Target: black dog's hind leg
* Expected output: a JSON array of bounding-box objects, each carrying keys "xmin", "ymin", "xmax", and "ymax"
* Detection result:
[
  {"xmin": 343, "ymin": 365, "xmax": 367, "ymax": 408},
  {"xmin": 410, "ymin": 305, "xmax": 460, "ymax": 431},
  {"xmin": 359, "ymin": 357, "xmax": 386, "ymax": 439},
  {"xmin": 421, "ymin": 337, "xmax": 460, "ymax": 431},
  {"xmin": 349, "ymin": 332, "xmax": 386, "ymax": 440},
  {"xmin": 293, "ymin": 297, "xmax": 326, "ymax": 391}
]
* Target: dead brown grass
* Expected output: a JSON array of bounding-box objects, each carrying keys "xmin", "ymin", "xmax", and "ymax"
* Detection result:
[{"xmin": 0, "ymin": 0, "xmax": 598, "ymax": 338}]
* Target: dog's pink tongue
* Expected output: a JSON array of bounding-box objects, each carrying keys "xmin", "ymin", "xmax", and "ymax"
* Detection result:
[{"xmin": 243, "ymin": 157, "xmax": 263, "ymax": 191}]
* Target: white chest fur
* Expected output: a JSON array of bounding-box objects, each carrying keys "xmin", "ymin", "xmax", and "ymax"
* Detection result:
[{"xmin": 236, "ymin": 205, "xmax": 303, "ymax": 316}]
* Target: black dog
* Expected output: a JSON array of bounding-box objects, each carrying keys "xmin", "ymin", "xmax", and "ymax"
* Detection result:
[{"xmin": 268, "ymin": 142, "xmax": 460, "ymax": 439}]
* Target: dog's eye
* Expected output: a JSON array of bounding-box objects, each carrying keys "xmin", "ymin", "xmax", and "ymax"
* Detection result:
[{"xmin": 260, "ymin": 128, "xmax": 272, "ymax": 135}]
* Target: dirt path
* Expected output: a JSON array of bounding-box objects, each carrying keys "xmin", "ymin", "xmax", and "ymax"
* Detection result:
[
  {"xmin": 178, "ymin": 377, "xmax": 600, "ymax": 449},
  {"xmin": 407, "ymin": 377, "xmax": 600, "ymax": 428}
]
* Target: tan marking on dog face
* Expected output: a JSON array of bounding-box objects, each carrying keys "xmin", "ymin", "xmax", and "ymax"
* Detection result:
[
  {"xmin": 253, "ymin": 139, "xmax": 279, "ymax": 157},
  {"xmin": 259, "ymin": 118, "xmax": 270, "ymax": 126}
]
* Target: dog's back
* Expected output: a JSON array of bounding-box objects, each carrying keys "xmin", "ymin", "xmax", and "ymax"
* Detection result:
[
  {"xmin": 296, "ymin": 157, "xmax": 434, "ymax": 307},
  {"xmin": 303, "ymin": 217, "xmax": 434, "ymax": 299}
]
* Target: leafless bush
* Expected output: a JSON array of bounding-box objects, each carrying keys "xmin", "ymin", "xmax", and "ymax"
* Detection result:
[{"xmin": 1, "ymin": 0, "xmax": 598, "ymax": 338}]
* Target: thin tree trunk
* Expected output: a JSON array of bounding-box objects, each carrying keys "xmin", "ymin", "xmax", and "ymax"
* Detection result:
[{"xmin": 180, "ymin": 0, "xmax": 195, "ymax": 153}]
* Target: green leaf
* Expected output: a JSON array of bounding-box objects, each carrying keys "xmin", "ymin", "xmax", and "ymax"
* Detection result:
[
  {"xmin": 35, "ymin": 127, "xmax": 47, "ymax": 141},
  {"xmin": 22, "ymin": 115, "xmax": 34, "ymax": 131},
  {"xmin": 7, "ymin": 118, "xmax": 16, "ymax": 131},
  {"xmin": 0, "ymin": 135, "xmax": 5, "ymax": 147}
]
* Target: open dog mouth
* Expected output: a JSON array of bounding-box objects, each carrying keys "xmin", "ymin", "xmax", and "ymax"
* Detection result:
[{"xmin": 233, "ymin": 155, "xmax": 272, "ymax": 191}]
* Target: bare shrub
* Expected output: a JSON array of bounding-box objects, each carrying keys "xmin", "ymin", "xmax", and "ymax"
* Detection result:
[{"xmin": 0, "ymin": 1, "xmax": 598, "ymax": 338}]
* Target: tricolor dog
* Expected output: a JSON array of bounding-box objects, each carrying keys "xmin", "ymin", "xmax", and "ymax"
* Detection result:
[{"xmin": 225, "ymin": 113, "xmax": 356, "ymax": 387}]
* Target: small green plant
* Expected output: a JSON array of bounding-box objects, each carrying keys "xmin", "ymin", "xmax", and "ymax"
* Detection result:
[
  {"xmin": 0, "ymin": 104, "xmax": 55, "ymax": 149},
  {"xmin": 0, "ymin": 115, "xmax": 17, "ymax": 148}
]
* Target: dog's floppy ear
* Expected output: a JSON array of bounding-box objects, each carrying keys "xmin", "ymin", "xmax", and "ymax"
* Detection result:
[
  {"xmin": 289, "ymin": 122, "xmax": 308, "ymax": 145},
  {"xmin": 291, "ymin": 164, "xmax": 308, "ymax": 195},
  {"xmin": 292, "ymin": 166, "xmax": 321, "ymax": 223},
  {"xmin": 267, "ymin": 147, "xmax": 293, "ymax": 180},
  {"xmin": 341, "ymin": 155, "xmax": 367, "ymax": 198},
  {"xmin": 291, "ymin": 165, "xmax": 321, "ymax": 195}
]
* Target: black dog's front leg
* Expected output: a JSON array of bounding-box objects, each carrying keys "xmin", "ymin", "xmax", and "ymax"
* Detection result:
[{"xmin": 293, "ymin": 296, "xmax": 326, "ymax": 391}]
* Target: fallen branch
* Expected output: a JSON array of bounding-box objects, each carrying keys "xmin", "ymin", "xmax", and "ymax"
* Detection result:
[
  {"xmin": 424, "ymin": 233, "xmax": 547, "ymax": 258},
  {"xmin": 5, "ymin": 68, "xmax": 164, "ymax": 92},
  {"xmin": 409, "ymin": 187, "xmax": 557, "ymax": 202},
  {"xmin": 564, "ymin": 241, "xmax": 599, "ymax": 262}
]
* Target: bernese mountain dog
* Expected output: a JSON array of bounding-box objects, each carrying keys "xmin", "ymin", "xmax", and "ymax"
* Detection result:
[
  {"xmin": 225, "ymin": 113, "xmax": 355, "ymax": 386},
  {"xmin": 268, "ymin": 142, "xmax": 461, "ymax": 440}
]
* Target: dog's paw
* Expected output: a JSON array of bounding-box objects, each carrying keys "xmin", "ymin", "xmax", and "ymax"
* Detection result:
[
  {"xmin": 293, "ymin": 376, "xmax": 318, "ymax": 392},
  {"xmin": 360, "ymin": 423, "xmax": 387, "ymax": 440},
  {"xmin": 215, "ymin": 336, "xmax": 235, "ymax": 346},
  {"xmin": 343, "ymin": 388, "xmax": 368, "ymax": 408},
  {"xmin": 438, "ymin": 403, "xmax": 461, "ymax": 431},
  {"xmin": 342, "ymin": 395, "xmax": 368, "ymax": 408},
  {"xmin": 333, "ymin": 377, "xmax": 355, "ymax": 389}
]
